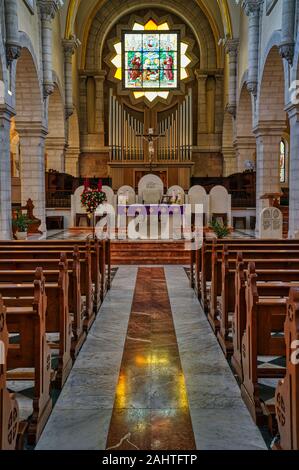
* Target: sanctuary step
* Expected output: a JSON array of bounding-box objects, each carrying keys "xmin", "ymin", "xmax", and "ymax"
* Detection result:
[{"xmin": 110, "ymin": 240, "xmax": 191, "ymax": 265}]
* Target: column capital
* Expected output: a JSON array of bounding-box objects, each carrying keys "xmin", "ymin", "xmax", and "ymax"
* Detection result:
[
  {"xmin": 38, "ymin": 0, "xmax": 62, "ymax": 21},
  {"xmin": 94, "ymin": 70, "xmax": 107, "ymax": 81},
  {"xmin": 225, "ymin": 39, "xmax": 239, "ymax": 56},
  {"xmin": 242, "ymin": 0, "xmax": 264, "ymax": 16},
  {"xmin": 0, "ymin": 102, "xmax": 15, "ymax": 121},
  {"xmin": 62, "ymin": 36, "xmax": 80, "ymax": 58},
  {"xmin": 225, "ymin": 103, "xmax": 236, "ymax": 118},
  {"xmin": 253, "ymin": 120, "xmax": 287, "ymax": 137},
  {"xmin": 279, "ymin": 42, "xmax": 295, "ymax": 65},
  {"xmin": 285, "ymin": 102, "xmax": 299, "ymax": 120},
  {"xmin": 15, "ymin": 121, "xmax": 48, "ymax": 138},
  {"xmin": 195, "ymin": 69, "xmax": 208, "ymax": 81}
]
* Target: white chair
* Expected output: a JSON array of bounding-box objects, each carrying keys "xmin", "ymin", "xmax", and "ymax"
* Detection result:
[
  {"xmin": 102, "ymin": 186, "xmax": 115, "ymax": 206},
  {"xmin": 138, "ymin": 174, "xmax": 164, "ymax": 204},
  {"xmin": 209, "ymin": 185, "xmax": 232, "ymax": 226},
  {"xmin": 117, "ymin": 185, "xmax": 136, "ymax": 205},
  {"xmin": 167, "ymin": 185, "xmax": 186, "ymax": 204},
  {"xmin": 188, "ymin": 185, "xmax": 209, "ymax": 225}
]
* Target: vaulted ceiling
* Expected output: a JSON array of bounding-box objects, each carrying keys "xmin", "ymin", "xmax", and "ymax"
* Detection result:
[
  {"xmin": 60, "ymin": 0, "xmax": 240, "ymax": 43},
  {"xmin": 58, "ymin": 0, "xmax": 240, "ymax": 71}
]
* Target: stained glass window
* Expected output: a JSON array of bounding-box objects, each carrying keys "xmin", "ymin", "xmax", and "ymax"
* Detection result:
[
  {"xmin": 123, "ymin": 31, "xmax": 179, "ymax": 90},
  {"xmin": 280, "ymin": 139, "xmax": 286, "ymax": 183}
]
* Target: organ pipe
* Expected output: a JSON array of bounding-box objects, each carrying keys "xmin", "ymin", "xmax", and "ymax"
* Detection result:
[{"xmin": 108, "ymin": 89, "xmax": 192, "ymax": 162}]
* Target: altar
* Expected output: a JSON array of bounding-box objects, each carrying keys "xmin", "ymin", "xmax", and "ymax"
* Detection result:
[{"xmin": 70, "ymin": 174, "xmax": 232, "ymax": 237}]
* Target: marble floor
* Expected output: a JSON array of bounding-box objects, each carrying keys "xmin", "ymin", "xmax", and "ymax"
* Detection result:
[{"xmin": 36, "ymin": 265, "xmax": 266, "ymax": 450}]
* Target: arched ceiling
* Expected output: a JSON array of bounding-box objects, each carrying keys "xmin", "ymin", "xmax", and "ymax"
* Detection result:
[{"xmin": 60, "ymin": 0, "xmax": 239, "ymax": 47}]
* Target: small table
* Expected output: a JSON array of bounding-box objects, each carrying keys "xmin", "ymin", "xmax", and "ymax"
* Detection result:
[{"xmin": 46, "ymin": 216, "xmax": 64, "ymax": 230}]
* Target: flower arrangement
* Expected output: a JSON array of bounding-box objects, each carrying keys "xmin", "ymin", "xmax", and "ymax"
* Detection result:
[
  {"xmin": 210, "ymin": 219, "xmax": 230, "ymax": 239},
  {"xmin": 81, "ymin": 179, "xmax": 106, "ymax": 215}
]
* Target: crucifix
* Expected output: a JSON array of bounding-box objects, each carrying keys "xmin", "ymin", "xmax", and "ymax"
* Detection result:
[{"xmin": 137, "ymin": 128, "xmax": 165, "ymax": 171}]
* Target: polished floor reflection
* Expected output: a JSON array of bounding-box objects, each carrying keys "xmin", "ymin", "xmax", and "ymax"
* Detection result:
[
  {"xmin": 36, "ymin": 265, "xmax": 266, "ymax": 450},
  {"xmin": 106, "ymin": 267, "xmax": 196, "ymax": 450}
]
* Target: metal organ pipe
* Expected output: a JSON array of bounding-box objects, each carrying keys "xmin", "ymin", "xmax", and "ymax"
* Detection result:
[{"xmin": 189, "ymin": 89, "xmax": 192, "ymax": 160}]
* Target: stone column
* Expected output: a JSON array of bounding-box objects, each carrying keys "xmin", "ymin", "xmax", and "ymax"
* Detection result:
[
  {"xmin": 4, "ymin": 0, "xmax": 21, "ymax": 65},
  {"xmin": 79, "ymin": 73, "xmax": 87, "ymax": 135},
  {"xmin": 254, "ymin": 122, "xmax": 285, "ymax": 233},
  {"xmin": 38, "ymin": 0, "xmax": 61, "ymax": 98},
  {"xmin": 225, "ymin": 39, "xmax": 239, "ymax": 117},
  {"xmin": 215, "ymin": 72, "xmax": 224, "ymax": 134},
  {"xmin": 17, "ymin": 124, "xmax": 48, "ymax": 233},
  {"xmin": 195, "ymin": 70, "xmax": 207, "ymax": 142},
  {"xmin": 46, "ymin": 137, "xmax": 66, "ymax": 172},
  {"xmin": 234, "ymin": 136, "xmax": 256, "ymax": 173},
  {"xmin": 94, "ymin": 71, "xmax": 107, "ymax": 146},
  {"xmin": 62, "ymin": 37, "xmax": 78, "ymax": 119},
  {"xmin": 242, "ymin": 0, "xmax": 263, "ymax": 96},
  {"xmin": 287, "ymin": 105, "xmax": 299, "ymax": 237},
  {"xmin": 279, "ymin": 0, "xmax": 296, "ymax": 65},
  {"xmin": 222, "ymin": 149, "xmax": 237, "ymax": 177},
  {"xmin": 0, "ymin": 104, "xmax": 14, "ymax": 239},
  {"xmin": 65, "ymin": 147, "xmax": 80, "ymax": 176}
]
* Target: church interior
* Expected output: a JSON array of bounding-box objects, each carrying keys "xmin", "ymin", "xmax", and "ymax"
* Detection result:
[{"xmin": 1, "ymin": 0, "xmax": 299, "ymax": 453}]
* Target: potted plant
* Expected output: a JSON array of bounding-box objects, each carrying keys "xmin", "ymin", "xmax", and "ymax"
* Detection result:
[
  {"xmin": 13, "ymin": 211, "xmax": 31, "ymax": 240},
  {"xmin": 210, "ymin": 219, "xmax": 230, "ymax": 239}
]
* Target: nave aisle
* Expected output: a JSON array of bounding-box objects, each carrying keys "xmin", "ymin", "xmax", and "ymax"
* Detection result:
[{"xmin": 37, "ymin": 266, "xmax": 266, "ymax": 450}]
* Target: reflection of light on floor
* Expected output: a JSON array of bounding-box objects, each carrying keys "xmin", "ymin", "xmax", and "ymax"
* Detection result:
[
  {"xmin": 115, "ymin": 373, "xmax": 126, "ymax": 408},
  {"xmin": 135, "ymin": 354, "xmax": 169, "ymax": 366},
  {"xmin": 178, "ymin": 373, "xmax": 189, "ymax": 409}
]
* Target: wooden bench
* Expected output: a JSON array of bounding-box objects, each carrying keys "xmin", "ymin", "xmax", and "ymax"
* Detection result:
[
  {"xmin": 0, "ymin": 237, "xmax": 111, "ymax": 311},
  {"xmin": 210, "ymin": 247, "xmax": 299, "ymax": 333},
  {"xmin": 4, "ymin": 269, "xmax": 52, "ymax": 445},
  {"xmin": 0, "ymin": 247, "xmax": 93, "ymax": 336},
  {"xmin": 240, "ymin": 264, "xmax": 289, "ymax": 424},
  {"xmin": 0, "ymin": 295, "xmax": 19, "ymax": 450},
  {"xmin": 216, "ymin": 248, "xmax": 299, "ymax": 354},
  {"xmin": 232, "ymin": 260, "xmax": 299, "ymax": 381},
  {"xmin": 274, "ymin": 287, "xmax": 299, "ymax": 450},
  {"xmin": 194, "ymin": 239, "xmax": 299, "ymax": 309},
  {"xmin": 0, "ymin": 258, "xmax": 73, "ymax": 387}
]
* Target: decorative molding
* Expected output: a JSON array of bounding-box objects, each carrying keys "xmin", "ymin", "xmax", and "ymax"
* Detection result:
[
  {"xmin": 38, "ymin": 0, "xmax": 61, "ymax": 21},
  {"xmin": 242, "ymin": 0, "xmax": 264, "ymax": 16},
  {"xmin": 104, "ymin": 10, "xmax": 198, "ymax": 108},
  {"xmin": 6, "ymin": 44, "xmax": 21, "ymax": 66},
  {"xmin": 279, "ymin": 42, "xmax": 295, "ymax": 65},
  {"xmin": 225, "ymin": 38, "xmax": 239, "ymax": 56}
]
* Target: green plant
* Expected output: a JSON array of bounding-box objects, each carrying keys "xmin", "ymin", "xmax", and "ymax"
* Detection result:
[
  {"xmin": 210, "ymin": 219, "xmax": 230, "ymax": 239},
  {"xmin": 13, "ymin": 211, "xmax": 31, "ymax": 232}
]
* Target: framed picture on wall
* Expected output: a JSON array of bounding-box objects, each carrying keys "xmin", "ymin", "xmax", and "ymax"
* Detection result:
[{"xmin": 23, "ymin": 0, "xmax": 35, "ymax": 14}]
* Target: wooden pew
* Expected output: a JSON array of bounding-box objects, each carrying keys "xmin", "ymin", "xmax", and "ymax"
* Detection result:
[
  {"xmin": 198, "ymin": 239, "xmax": 299, "ymax": 310},
  {"xmin": 210, "ymin": 247, "xmax": 299, "ymax": 334},
  {"xmin": 217, "ymin": 248, "xmax": 299, "ymax": 355},
  {"xmin": 4, "ymin": 269, "xmax": 52, "ymax": 445},
  {"xmin": 0, "ymin": 237, "xmax": 110, "ymax": 311},
  {"xmin": 274, "ymin": 287, "xmax": 299, "ymax": 450},
  {"xmin": 232, "ymin": 260, "xmax": 299, "ymax": 381},
  {"xmin": 240, "ymin": 263, "xmax": 289, "ymax": 424},
  {"xmin": 0, "ymin": 247, "xmax": 93, "ymax": 336},
  {"xmin": 0, "ymin": 258, "xmax": 73, "ymax": 387},
  {"xmin": 0, "ymin": 295, "xmax": 19, "ymax": 450}
]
